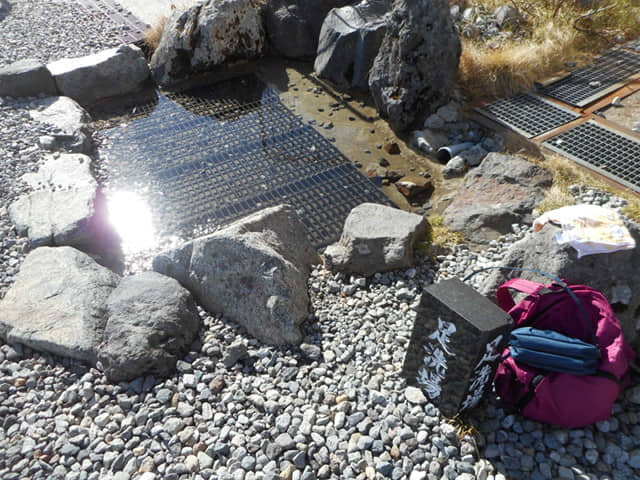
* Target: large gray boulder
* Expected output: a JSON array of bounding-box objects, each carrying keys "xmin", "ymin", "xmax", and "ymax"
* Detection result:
[
  {"xmin": 98, "ymin": 271, "xmax": 201, "ymax": 382},
  {"xmin": 264, "ymin": 0, "xmax": 352, "ymax": 59},
  {"xmin": 443, "ymin": 153, "xmax": 552, "ymax": 243},
  {"xmin": 0, "ymin": 59, "xmax": 58, "ymax": 98},
  {"xmin": 9, "ymin": 154, "xmax": 121, "ymax": 266},
  {"xmin": 324, "ymin": 203, "xmax": 428, "ymax": 276},
  {"xmin": 0, "ymin": 247, "xmax": 120, "ymax": 363},
  {"xmin": 153, "ymin": 205, "xmax": 320, "ymax": 345},
  {"xmin": 314, "ymin": 0, "xmax": 391, "ymax": 90},
  {"xmin": 150, "ymin": 0, "xmax": 264, "ymax": 87},
  {"xmin": 368, "ymin": 0, "xmax": 460, "ymax": 131},
  {"xmin": 479, "ymin": 221, "xmax": 640, "ymax": 346},
  {"xmin": 47, "ymin": 44, "xmax": 150, "ymax": 107},
  {"xmin": 29, "ymin": 96, "xmax": 92, "ymax": 154}
]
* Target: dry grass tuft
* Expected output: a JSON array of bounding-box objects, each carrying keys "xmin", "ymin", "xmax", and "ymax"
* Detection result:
[
  {"xmin": 522, "ymin": 153, "xmax": 640, "ymax": 223},
  {"xmin": 458, "ymin": 24, "xmax": 577, "ymax": 98},
  {"xmin": 426, "ymin": 215, "xmax": 466, "ymax": 247},
  {"xmin": 457, "ymin": 0, "xmax": 640, "ymax": 98},
  {"xmin": 144, "ymin": 15, "xmax": 169, "ymax": 54}
]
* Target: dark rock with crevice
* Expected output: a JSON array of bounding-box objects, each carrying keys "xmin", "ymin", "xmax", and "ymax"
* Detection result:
[
  {"xmin": 264, "ymin": 0, "xmax": 352, "ymax": 59},
  {"xmin": 368, "ymin": 0, "xmax": 461, "ymax": 131},
  {"xmin": 314, "ymin": 0, "xmax": 391, "ymax": 90}
]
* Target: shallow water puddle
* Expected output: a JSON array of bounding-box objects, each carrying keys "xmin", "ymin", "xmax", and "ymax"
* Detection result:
[{"xmin": 102, "ymin": 74, "xmax": 392, "ymax": 253}]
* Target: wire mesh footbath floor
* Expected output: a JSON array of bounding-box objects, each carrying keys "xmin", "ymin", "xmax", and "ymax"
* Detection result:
[
  {"xmin": 544, "ymin": 121, "xmax": 640, "ymax": 193},
  {"xmin": 102, "ymin": 75, "xmax": 393, "ymax": 248}
]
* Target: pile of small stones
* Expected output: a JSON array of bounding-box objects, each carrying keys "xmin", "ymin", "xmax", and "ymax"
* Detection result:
[{"xmin": 450, "ymin": 4, "xmax": 524, "ymax": 42}]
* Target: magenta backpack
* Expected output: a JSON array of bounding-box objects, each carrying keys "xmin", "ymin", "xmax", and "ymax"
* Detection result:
[{"xmin": 493, "ymin": 278, "xmax": 636, "ymax": 428}]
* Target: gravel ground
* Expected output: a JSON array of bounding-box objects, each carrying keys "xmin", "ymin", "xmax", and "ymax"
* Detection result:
[
  {"xmin": 2, "ymin": 2, "xmax": 640, "ymax": 480},
  {"xmin": 0, "ymin": 0, "xmax": 122, "ymax": 66}
]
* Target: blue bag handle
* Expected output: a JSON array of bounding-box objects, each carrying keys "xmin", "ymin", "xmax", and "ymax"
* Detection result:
[{"xmin": 463, "ymin": 266, "xmax": 596, "ymax": 344}]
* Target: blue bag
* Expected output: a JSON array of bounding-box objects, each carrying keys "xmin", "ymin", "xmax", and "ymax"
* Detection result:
[{"xmin": 509, "ymin": 327, "xmax": 601, "ymax": 376}]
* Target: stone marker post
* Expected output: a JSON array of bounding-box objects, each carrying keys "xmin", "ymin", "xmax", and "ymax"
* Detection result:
[{"xmin": 403, "ymin": 278, "xmax": 512, "ymax": 417}]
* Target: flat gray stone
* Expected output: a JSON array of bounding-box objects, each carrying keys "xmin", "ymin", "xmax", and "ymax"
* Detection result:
[
  {"xmin": 0, "ymin": 59, "xmax": 58, "ymax": 98},
  {"xmin": 29, "ymin": 96, "xmax": 92, "ymax": 152},
  {"xmin": 9, "ymin": 186, "xmax": 98, "ymax": 248},
  {"xmin": 48, "ymin": 44, "xmax": 150, "ymax": 107},
  {"xmin": 154, "ymin": 204, "xmax": 320, "ymax": 345},
  {"xmin": 9, "ymin": 154, "xmax": 121, "ymax": 265},
  {"xmin": 0, "ymin": 247, "xmax": 120, "ymax": 363},
  {"xmin": 21, "ymin": 153, "xmax": 94, "ymax": 191},
  {"xmin": 443, "ymin": 153, "xmax": 552, "ymax": 243},
  {"xmin": 98, "ymin": 271, "xmax": 201, "ymax": 382},
  {"xmin": 29, "ymin": 96, "xmax": 91, "ymax": 135},
  {"xmin": 324, "ymin": 203, "xmax": 428, "ymax": 276}
]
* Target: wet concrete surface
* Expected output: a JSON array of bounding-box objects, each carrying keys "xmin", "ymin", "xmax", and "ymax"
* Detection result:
[{"xmin": 251, "ymin": 58, "xmax": 464, "ymax": 215}]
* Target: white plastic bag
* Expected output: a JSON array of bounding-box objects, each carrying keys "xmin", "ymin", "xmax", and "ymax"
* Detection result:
[{"xmin": 533, "ymin": 204, "xmax": 636, "ymax": 258}]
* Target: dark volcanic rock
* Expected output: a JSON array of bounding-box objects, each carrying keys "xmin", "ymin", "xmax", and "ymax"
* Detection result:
[
  {"xmin": 264, "ymin": 0, "xmax": 352, "ymax": 59},
  {"xmin": 368, "ymin": 0, "xmax": 461, "ymax": 131},
  {"xmin": 314, "ymin": 0, "xmax": 391, "ymax": 89}
]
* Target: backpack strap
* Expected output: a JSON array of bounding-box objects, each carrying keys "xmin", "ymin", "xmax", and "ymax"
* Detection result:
[
  {"xmin": 496, "ymin": 278, "xmax": 547, "ymax": 312},
  {"xmin": 464, "ymin": 266, "xmax": 597, "ymax": 344},
  {"xmin": 594, "ymin": 370, "xmax": 620, "ymax": 383},
  {"xmin": 516, "ymin": 373, "xmax": 546, "ymax": 412}
]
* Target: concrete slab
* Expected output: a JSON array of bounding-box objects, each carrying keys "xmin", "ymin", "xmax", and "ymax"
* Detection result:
[{"xmin": 114, "ymin": 0, "xmax": 199, "ymax": 26}]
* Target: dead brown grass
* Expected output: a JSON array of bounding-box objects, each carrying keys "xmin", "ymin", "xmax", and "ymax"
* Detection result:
[
  {"xmin": 144, "ymin": 15, "xmax": 169, "ymax": 54},
  {"xmin": 428, "ymin": 215, "xmax": 466, "ymax": 246},
  {"xmin": 522, "ymin": 152, "xmax": 640, "ymax": 223},
  {"xmin": 457, "ymin": 0, "xmax": 640, "ymax": 98}
]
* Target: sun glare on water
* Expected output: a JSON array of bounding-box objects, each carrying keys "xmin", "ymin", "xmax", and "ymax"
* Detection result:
[{"xmin": 107, "ymin": 191, "xmax": 156, "ymax": 254}]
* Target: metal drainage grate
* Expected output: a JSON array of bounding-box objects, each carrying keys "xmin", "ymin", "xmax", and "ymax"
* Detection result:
[
  {"xmin": 540, "ymin": 49, "xmax": 640, "ymax": 107},
  {"xmin": 476, "ymin": 93, "xmax": 580, "ymax": 138},
  {"xmin": 543, "ymin": 120, "xmax": 640, "ymax": 192},
  {"xmin": 104, "ymin": 75, "xmax": 393, "ymax": 248},
  {"xmin": 76, "ymin": 0, "xmax": 149, "ymax": 44},
  {"xmin": 626, "ymin": 38, "xmax": 640, "ymax": 53}
]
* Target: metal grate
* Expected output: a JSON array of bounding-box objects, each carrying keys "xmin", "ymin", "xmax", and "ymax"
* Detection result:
[
  {"xmin": 540, "ymin": 49, "xmax": 640, "ymax": 107},
  {"xmin": 476, "ymin": 93, "xmax": 580, "ymax": 138},
  {"xmin": 543, "ymin": 120, "xmax": 640, "ymax": 192},
  {"xmin": 75, "ymin": 0, "xmax": 149, "ymax": 44},
  {"xmin": 104, "ymin": 75, "xmax": 393, "ymax": 248},
  {"xmin": 626, "ymin": 38, "xmax": 640, "ymax": 53}
]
